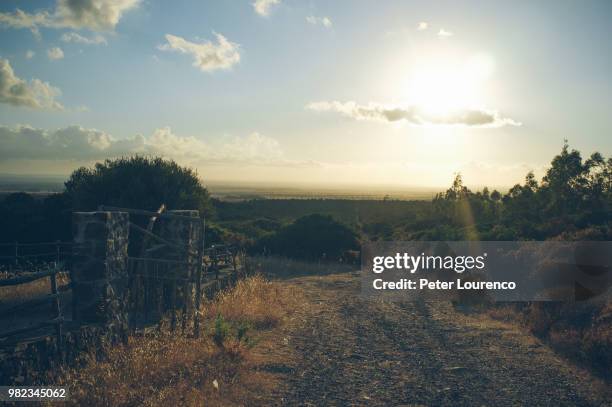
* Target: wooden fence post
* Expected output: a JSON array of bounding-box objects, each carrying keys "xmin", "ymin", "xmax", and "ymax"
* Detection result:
[
  {"xmin": 170, "ymin": 280, "xmax": 177, "ymax": 332},
  {"xmin": 55, "ymin": 240, "xmax": 61, "ymax": 266},
  {"xmin": 14, "ymin": 241, "xmax": 18, "ymax": 268},
  {"xmin": 49, "ymin": 264, "xmax": 63, "ymax": 354},
  {"xmin": 193, "ymin": 218, "xmax": 205, "ymax": 338}
]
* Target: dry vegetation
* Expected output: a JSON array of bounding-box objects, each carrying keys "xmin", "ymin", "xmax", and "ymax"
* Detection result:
[
  {"xmin": 54, "ymin": 274, "xmax": 304, "ymax": 406},
  {"xmin": 206, "ymin": 275, "xmax": 290, "ymax": 330},
  {"xmin": 0, "ymin": 272, "xmax": 70, "ymax": 307},
  {"xmin": 487, "ymin": 300, "xmax": 612, "ymax": 379},
  {"xmin": 248, "ymin": 255, "xmax": 354, "ymax": 280}
]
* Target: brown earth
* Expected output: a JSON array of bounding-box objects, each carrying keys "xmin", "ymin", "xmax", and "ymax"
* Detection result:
[{"xmin": 246, "ymin": 271, "xmax": 611, "ymax": 407}]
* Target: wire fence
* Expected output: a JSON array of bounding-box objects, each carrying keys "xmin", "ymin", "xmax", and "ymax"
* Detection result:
[
  {"xmin": 0, "ymin": 237, "xmax": 245, "ymax": 343},
  {"xmin": 0, "ymin": 263, "xmax": 65, "ymax": 349},
  {"xmin": 0, "ymin": 241, "xmax": 72, "ymax": 274}
]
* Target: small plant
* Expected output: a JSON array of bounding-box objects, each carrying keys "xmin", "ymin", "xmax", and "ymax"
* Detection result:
[
  {"xmin": 236, "ymin": 321, "xmax": 254, "ymax": 346},
  {"xmin": 213, "ymin": 314, "xmax": 231, "ymax": 347}
]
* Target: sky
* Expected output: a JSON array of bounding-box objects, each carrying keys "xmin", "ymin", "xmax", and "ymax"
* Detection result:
[{"xmin": 0, "ymin": 0, "xmax": 611, "ymax": 189}]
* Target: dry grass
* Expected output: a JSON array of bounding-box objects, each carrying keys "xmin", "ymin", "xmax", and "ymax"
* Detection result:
[
  {"xmin": 486, "ymin": 305, "xmax": 520, "ymax": 323},
  {"xmin": 249, "ymin": 255, "xmax": 355, "ymax": 280},
  {"xmin": 487, "ymin": 301, "xmax": 612, "ymax": 379},
  {"xmin": 206, "ymin": 274, "xmax": 295, "ymax": 329},
  {"xmin": 0, "ymin": 272, "xmax": 70, "ymax": 306},
  {"xmin": 54, "ymin": 274, "xmax": 303, "ymax": 406},
  {"xmin": 56, "ymin": 334, "xmax": 244, "ymax": 406}
]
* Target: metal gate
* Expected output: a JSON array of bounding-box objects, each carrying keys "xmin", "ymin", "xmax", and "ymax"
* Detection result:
[{"xmin": 99, "ymin": 205, "xmax": 205, "ymax": 335}]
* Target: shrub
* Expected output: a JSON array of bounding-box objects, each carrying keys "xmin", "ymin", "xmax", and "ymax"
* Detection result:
[
  {"xmin": 213, "ymin": 314, "xmax": 231, "ymax": 347},
  {"xmin": 65, "ymin": 156, "xmax": 213, "ymax": 216},
  {"xmin": 253, "ymin": 214, "xmax": 359, "ymax": 261}
]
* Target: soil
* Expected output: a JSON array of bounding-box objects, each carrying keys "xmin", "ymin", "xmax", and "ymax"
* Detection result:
[{"xmin": 249, "ymin": 271, "xmax": 611, "ymax": 407}]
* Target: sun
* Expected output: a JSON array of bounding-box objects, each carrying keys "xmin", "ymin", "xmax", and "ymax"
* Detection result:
[{"xmin": 404, "ymin": 53, "xmax": 494, "ymax": 117}]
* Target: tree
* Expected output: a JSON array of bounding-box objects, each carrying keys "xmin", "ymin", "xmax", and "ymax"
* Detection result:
[
  {"xmin": 65, "ymin": 156, "xmax": 213, "ymax": 216},
  {"xmin": 541, "ymin": 142, "xmax": 588, "ymax": 215},
  {"xmin": 444, "ymin": 173, "xmax": 469, "ymax": 201},
  {"xmin": 0, "ymin": 193, "xmax": 41, "ymax": 242},
  {"xmin": 255, "ymin": 214, "xmax": 359, "ymax": 261},
  {"xmin": 427, "ymin": 143, "xmax": 610, "ymax": 240},
  {"xmin": 0, "ymin": 192, "xmax": 71, "ymax": 243}
]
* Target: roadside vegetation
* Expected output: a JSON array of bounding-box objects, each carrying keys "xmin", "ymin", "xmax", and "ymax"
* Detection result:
[{"xmin": 54, "ymin": 275, "xmax": 304, "ymax": 406}]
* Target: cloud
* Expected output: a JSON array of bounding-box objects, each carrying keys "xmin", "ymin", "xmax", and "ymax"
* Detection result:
[
  {"xmin": 147, "ymin": 127, "xmax": 284, "ymax": 164},
  {"xmin": 417, "ymin": 21, "xmax": 428, "ymax": 31},
  {"xmin": 25, "ymin": 50, "xmax": 35, "ymax": 59},
  {"xmin": 438, "ymin": 28, "xmax": 453, "ymax": 38},
  {"xmin": 0, "ymin": 124, "xmax": 286, "ymax": 165},
  {"xmin": 0, "ymin": 9, "xmax": 49, "ymax": 37},
  {"xmin": 306, "ymin": 15, "xmax": 332, "ymax": 28},
  {"xmin": 306, "ymin": 101, "xmax": 521, "ymax": 128},
  {"xmin": 61, "ymin": 32, "xmax": 107, "ymax": 45},
  {"xmin": 0, "ymin": 58, "xmax": 63, "ymax": 110},
  {"xmin": 253, "ymin": 0, "xmax": 280, "ymax": 17},
  {"xmin": 54, "ymin": 0, "xmax": 140, "ymax": 31},
  {"xmin": 0, "ymin": 125, "xmax": 135, "ymax": 160},
  {"xmin": 47, "ymin": 47, "xmax": 64, "ymax": 60},
  {"xmin": 0, "ymin": 0, "xmax": 140, "ymax": 36},
  {"xmin": 158, "ymin": 33, "xmax": 240, "ymax": 72}
]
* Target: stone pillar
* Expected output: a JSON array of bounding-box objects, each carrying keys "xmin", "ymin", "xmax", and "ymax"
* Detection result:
[
  {"xmin": 71, "ymin": 212, "xmax": 129, "ymax": 337},
  {"xmin": 157, "ymin": 210, "xmax": 201, "ymax": 322}
]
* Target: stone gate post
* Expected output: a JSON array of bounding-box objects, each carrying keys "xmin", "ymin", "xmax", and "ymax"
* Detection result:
[
  {"xmin": 71, "ymin": 211, "xmax": 129, "ymax": 338},
  {"xmin": 157, "ymin": 210, "xmax": 201, "ymax": 321}
]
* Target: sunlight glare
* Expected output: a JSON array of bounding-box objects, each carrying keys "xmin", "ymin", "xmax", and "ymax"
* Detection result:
[{"xmin": 405, "ymin": 53, "xmax": 494, "ymax": 117}]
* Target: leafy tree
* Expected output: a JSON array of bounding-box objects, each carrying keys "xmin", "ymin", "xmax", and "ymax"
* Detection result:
[
  {"xmin": 65, "ymin": 156, "xmax": 213, "ymax": 216},
  {"xmin": 426, "ymin": 143, "xmax": 611, "ymax": 241},
  {"xmin": 490, "ymin": 190, "xmax": 502, "ymax": 202},
  {"xmin": 0, "ymin": 193, "xmax": 41, "ymax": 242},
  {"xmin": 540, "ymin": 142, "xmax": 588, "ymax": 216},
  {"xmin": 254, "ymin": 214, "xmax": 359, "ymax": 260},
  {"xmin": 0, "ymin": 192, "xmax": 71, "ymax": 244}
]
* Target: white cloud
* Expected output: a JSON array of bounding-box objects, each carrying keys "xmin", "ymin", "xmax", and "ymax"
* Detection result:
[
  {"xmin": 61, "ymin": 32, "xmax": 107, "ymax": 45},
  {"xmin": 147, "ymin": 127, "xmax": 285, "ymax": 164},
  {"xmin": 0, "ymin": 125, "xmax": 131, "ymax": 160},
  {"xmin": 0, "ymin": 125, "xmax": 286, "ymax": 165},
  {"xmin": 0, "ymin": 0, "xmax": 140, "ymax": 36},
  {"xmin": 158, "ymin": 33, "xmax": 240, "ymax": 72},
  {"xmin": 417, "ymin": 21, "xmax": 428, "ymax": 31},
  {"xmin": 54, "ymin": 0, "xmax": 140, "ymax": 31},
  {"xmin": 25, "ymin": 50, "xmax": 35, "ymax": 59},
  {"xmin": 0, "ymin": 9, "xmax": 49, "ymax": 37},
  {"xmin": 306, "ymin": 15, "xmax": 332, "ymax": 28},
  {"xmin": 217, "ymin": 132, "xmax": 284, "ymax": 162},
  {"xmin": 253, "ymin": 0, "xmax": 280, "ymax": 17},
  {"xmin": 306, "ymin": 101, "xmax": 521, "ymax": 128},
  {"xmin": 438, "ymin": 28, "xmax": 453, "ymax": 38},
  {"xmin": 0, "ymin": 58, "xmax": 63, "ymax": 110},
  {"xmin": 47, "ymin": 47, "xmax": 64, "ymax": 60}
]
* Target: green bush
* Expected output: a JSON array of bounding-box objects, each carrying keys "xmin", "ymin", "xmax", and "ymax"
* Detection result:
[
  {"xmin": 65, "ymin": 155, "xmax": 213, "ymax": 216},
  {"xmin": 213, "ymin": 314, "xmax": 231, "ymax": 347},
  {"xmin": 254, "ymin": 214, "xmax": 359, "ymax": 261}
]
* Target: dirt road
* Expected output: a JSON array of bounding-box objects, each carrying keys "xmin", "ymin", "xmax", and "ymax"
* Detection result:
[{"xmin": 251, "ymin": 271, "xmax": 610, "ymax": 406}]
